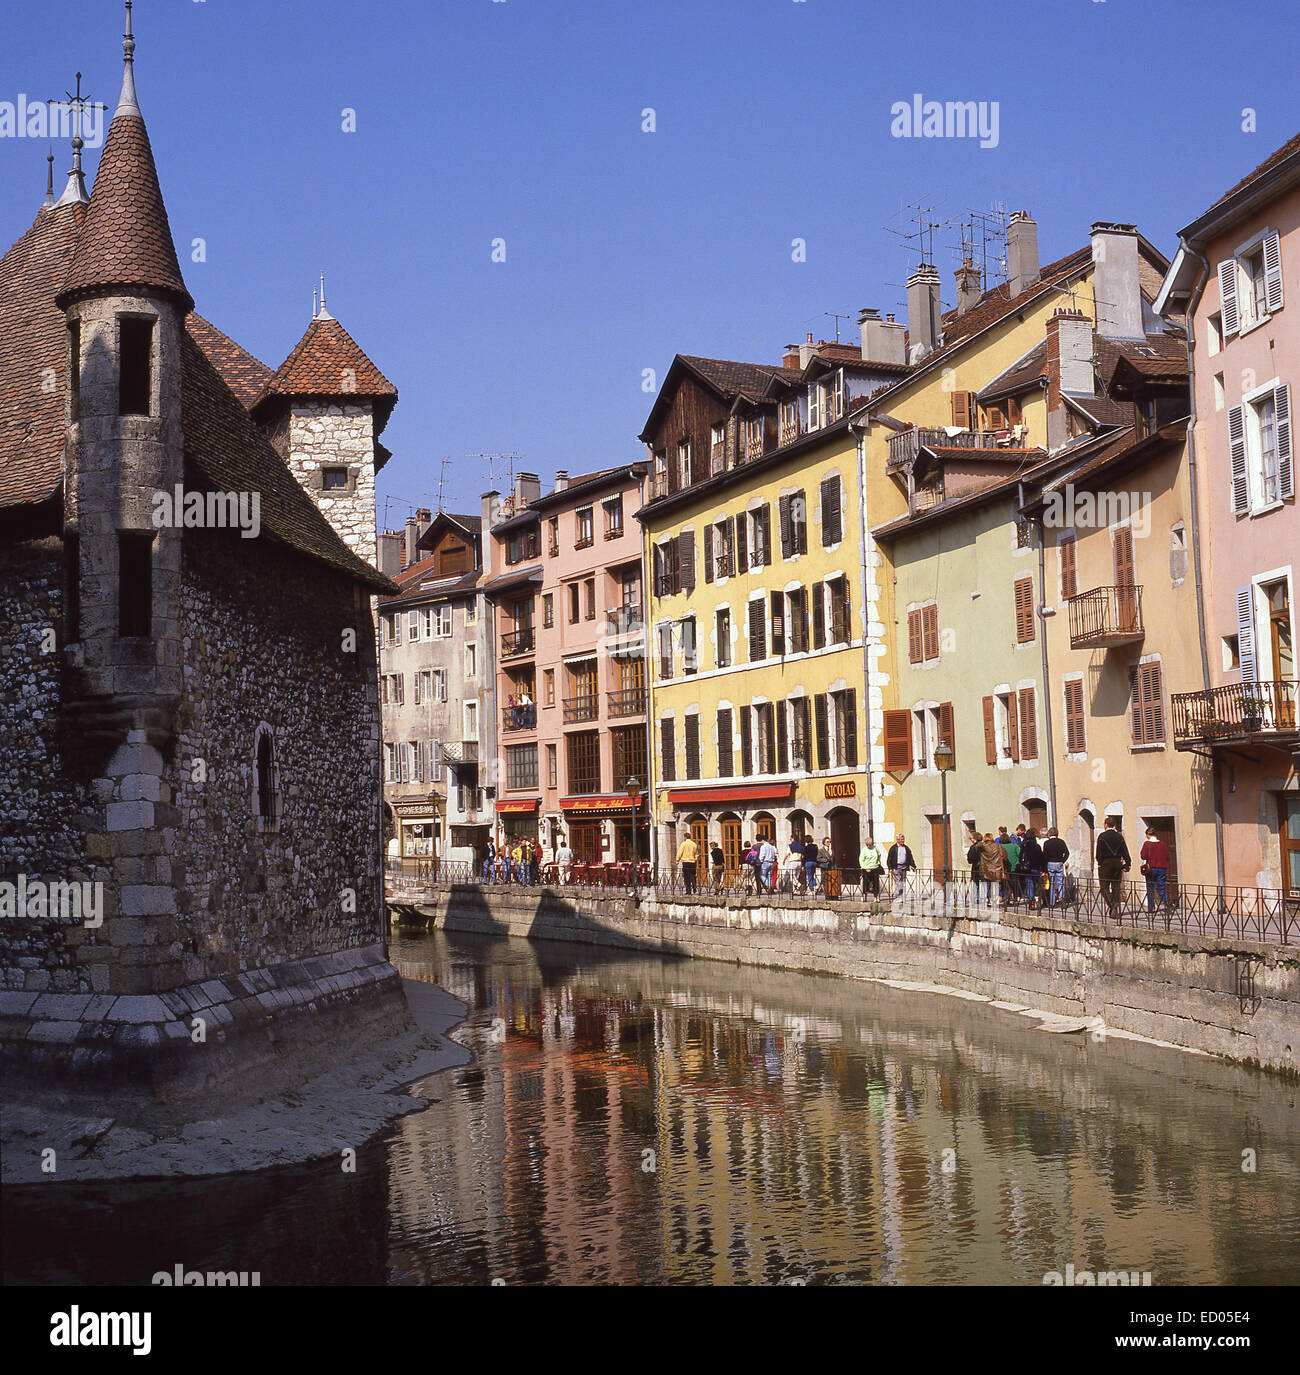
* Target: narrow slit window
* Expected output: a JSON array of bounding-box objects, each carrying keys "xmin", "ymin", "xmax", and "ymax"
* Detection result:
[
  {"xmin": 67, "ymin": 321, "xmax": 81, "ymax": 422},
  {"xmin": 64, "ymin": 529, "xmax": 80, "ymax": 643},
  {"xmin": 117, "ymin": 532, "xmax": 154, "ymax": 638},
  {"xmin": 118, "ymin": 317, "xmax": 154, "ymax": 417},
  {"xmin": 256, "ymin": 732, "xmax": 276, "ymax": 824}
]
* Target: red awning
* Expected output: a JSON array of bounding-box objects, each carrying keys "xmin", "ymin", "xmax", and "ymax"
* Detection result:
[
  {"xmin": 561, "ymin": 794, "xmax": 642, "ymax": 812},
  {"xmin": 666, "ymin": 782, "xmax": 793, "ymax": 807},
  {"xmin": 495, "ymin": 798, "xmax": 540, "ymax": 813}
]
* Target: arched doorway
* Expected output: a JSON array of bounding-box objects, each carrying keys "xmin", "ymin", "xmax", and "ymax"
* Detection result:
[
  {"xmin": 753, "ymin": 812, "xmax": 776, "ymax": 846},
  {"xmin": 1078, "ymin": 808, "xmax": 1096, "ymax": 879},
  {"xmin": 719, "ymin": 813, "xmax": 742, "ymax": 877},
  {"xmin": 788, "ymin": 809, "xmax": 814, "ymax": 844},
  {"xmin": 827, "ymin": 807, "xmax": 860, "ymax": 871},
  {"xmin": 688, "ymin": 813, "xmax": 708, "ymax": 858}
]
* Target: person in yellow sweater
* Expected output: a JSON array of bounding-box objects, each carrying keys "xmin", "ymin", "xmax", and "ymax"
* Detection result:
[{"xmin": 676, "ymin": 835, "xmax": 699, "ymax": 895}]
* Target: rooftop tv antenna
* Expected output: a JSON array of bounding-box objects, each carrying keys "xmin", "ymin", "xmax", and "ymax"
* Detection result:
[{"xmin": 823, "ymin": 311, "xmax": 854, "ymax": 343}]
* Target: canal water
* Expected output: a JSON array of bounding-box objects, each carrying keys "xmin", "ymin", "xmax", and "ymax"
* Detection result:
[{"xmin": 6, "ymin": 927, "xmax": 1300, "ymax": 1285}]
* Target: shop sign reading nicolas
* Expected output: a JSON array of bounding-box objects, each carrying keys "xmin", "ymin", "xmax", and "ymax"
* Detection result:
[{"xmin": 824, "ymin": 780, "xmax": 856, "ymax": 800}]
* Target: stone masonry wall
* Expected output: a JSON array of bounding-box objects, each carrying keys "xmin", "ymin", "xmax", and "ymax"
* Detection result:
[
  {"xmin": 400, "ymin": 885, "xmax": 1300, "ymax": 1077},
  {"xmin": 286, "ymin": 403, "xmax": 378, "ymax": 567}
]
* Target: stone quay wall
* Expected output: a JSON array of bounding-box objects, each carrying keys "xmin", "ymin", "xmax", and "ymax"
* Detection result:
[{"xmin": 397, "ymin": 885, "xmax": 1300, "ymax": 1077}]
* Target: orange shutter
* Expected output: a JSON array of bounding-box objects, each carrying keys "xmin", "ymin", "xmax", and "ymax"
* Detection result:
[
  {"xmin": 982, "ymin": 695, "xmax": 997, "ymax": 764},
  {"xmin": 1114, "ymin": 525, "xmax": 1135, "ymax": 586},
  {"xmin": 908, "ymin": 609, "xmax": 922, "ymax": 663},
  {"xmin": 1064, "ymin": 679, "xmax": 1085, "ymax": 753},
  {"xmin": 939, "ymin": 702, "xmax": 955, "ymax": 765},
  {"xmin": 1015, "ymin": 577, "xmax": 1035, "ymax": 643},
  {"xmin": 883, "ymin": 709, "xmax": 913, "ymax": 771},
  {"xmin": 1007, "ymin": 693, "xmax": 1020, "ymax": 760},
  {"xmin": 1060, "ymin": 536, "xmax": 1077, "ymax": 600},
  {"xmin": 922, "ymin": 603, "xmax": 940, "ymax": 660},
  {"xmin": 1018, "ymin": 687, "xmax": 1037, "ymax": 760}
]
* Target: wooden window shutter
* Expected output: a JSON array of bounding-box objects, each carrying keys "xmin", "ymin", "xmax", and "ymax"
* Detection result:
[
  {"xmin": 759, "ymin": 504, "xmax": 772, "ymax": 566},
  {"xmin": 1060, "ymin": 535, "xmax": 1077, "ymax": 600},
  {"xmin": 1113, "ymin": 526, "xmax": 1135, "ymax": 587},
  {"xmin": 1146, "ymin": 664, "xmax": 1165, "ymax": 743},
  {"xmin": 1064, "ymin": 679, "xmax": 1085, "ymax": 753},
  {"xmin": 951, "ymin": 390, "xmax": 971, "ymax": 428},
  {"xmin": 763, "ymin": 703, "xmax": 777, "ymax": 774},
  {"xmin": 982, "ymin": 695, "xmax": 997, "ymax": 764},
  {"xmin": 770, "ymin": 590, "xmax": 785, "ymax": 656},
  {"xmin": 779, "ymin": 494, "xmax": 793, "ymax": 559},
  {"xmin": 1236, "ymin": 585, "xmax": 1257, "ymax": 683},
  {"xmin": 1006, "ymin": 693, "xmax": 1020, "ymax": 760},
  {"xmin": 792, "ymin": 490, "xmax": 807, "ymax": 553},
  {"xmin": 1218, "ymin": 257, "xmax": 1239, "ymax": 336},
  {"xmin": 1227, "ymin": 404, "xmax": 1249, "ymax": 513},
  {"xmin": 843, "ymin": 689, "xmax": 858, "ymax": 767},
  {"xmin": 908, "ymin": 609, "xmax": 923, "ymax": 664},
  {"xmin": 1018, "ymin": 687, "xmax": 1037, "ymax": 760},
  {"xmin": 776, "ymin": 702, "xmax": 789, "ymax": 773},
  {"xmin": 660, "ymin": 717, "xmax": 676, "ymax": 782},
  {"xmin": 814, "ymin": 693, "xmax": 830, "ymax": 770},
  {"xmin": 739, "ymin": 709, "xmax": 753, "ymax": 777},
  {"xmin": 1014, "ymin": 576, "xmax": 1035, "ymax": 643},
  {"xmin": 735, "ymin": 513, "xmax": 748, "ymax": 572},
  {"xmin": 1263, "ymin": 231, "xmax": 1284, "ymax": 315},
  {"xmin": 883, "ymin": 708, "xmax": 912, "ymax": 771},
  {"xmin": 748, "ymin": 598, "xmax": 766, "ymax": 661},
  {"xmin": 703, "ymin": 523, "xmax": 714, "ymax": 583},
  {"xmin": 938, "ymin": 701, "xmax": 954, "ymax": 766},
  {"xmin": 812, "ymin": 586, "xmax": 826, "ymax": 649},
  {"xmin": 921, "ymin": 603, "xmax": 939, "ymax": 660},
  {"xmin": 684, "ymin": 714, "xmax": 700, "ymax": 780},
  {"xmin": 717, "ymin": 708, "xmax": 733, "ymax": 777},
  {"xmin": 820, "ymin": 475, "xmax": 841, "ymax": 546},
  {"xmin": 1276, "ymin": 383, "xmax": 1294, "ymax": 501},
  {"xmin": 679, "ymin": 530, "xmax": 696, "ymax": 593}
]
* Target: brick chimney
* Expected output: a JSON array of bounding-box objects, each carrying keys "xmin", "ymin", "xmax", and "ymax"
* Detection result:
[
  {"xmin": 782, "ymin": 344, "xmax": 801, "ymax": 370},
  {"xmin": 954, "ymin": 260, "xmax": 982, "ymax": 317},
  {"xmin": 1006, "ymin": 211, "xmax": 1039, "ymax": 298},
  {"xmin": 1090, "ymin": 221, "xmax": 1144, "ymax": 339},
  {"xmin": 1045, "ymin": 309, "xmax": 1095, "ymax": 452},
  {"xmin": 906, "ymin": 263, "xmax": 942, "ymax": 360},
  {"xmin": 859, "ymin": 307, "xmax": 906, "ymax": 366}
]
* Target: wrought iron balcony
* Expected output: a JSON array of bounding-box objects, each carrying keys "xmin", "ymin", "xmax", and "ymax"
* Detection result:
[
  {"xmin": 887, "ymin": 426, "xmax": 1024, "ymax": 471},
  {"xmin": 1067, "ymin": 585, "xmax": 1144, "ymax": 649},
  {"xmin": 608, "ymin": 687, "xmax": 647, "ymax": 717},
  {"xmin": 502, "ymin": 706, "xmax": 536, "ymax": 733},
  {"xmin": 563, "ymin": 695, "xmax": 600, "ymax": 724},
  {"xmin": 779, "ymin": 416, "xmax": 804, "ymax": 447},
  {"xmin": 1172, "ymin": 679, "xmax": 1299, "ymax": 747},
  {"xmin": 575, "ymin": 534, "xmax": 594, "ymax": 550},
  {"xmin": 606, "ymin": 604, "xmax": 643, "ymax": 635},
  {"xmin": 501, "ymin": 627, "xmax": 535, "ymax": 657},
  {"xmin": 440, "ymin": 740, "xmax": 478, "ymax": 764}
]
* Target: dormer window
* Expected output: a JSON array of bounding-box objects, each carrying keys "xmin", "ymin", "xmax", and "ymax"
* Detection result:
[{"xmin": 118, "ymin": 317, "xmax": 153, "ymax": 417}]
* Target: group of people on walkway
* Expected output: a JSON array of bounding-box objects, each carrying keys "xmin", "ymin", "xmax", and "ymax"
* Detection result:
[
  {"xmin": 482, "ymin": 836, "xmax": 545, "ymax": 884},
  {"xmin": 674, "ymin": 834, "xmax": 838, "ymax": 896}
]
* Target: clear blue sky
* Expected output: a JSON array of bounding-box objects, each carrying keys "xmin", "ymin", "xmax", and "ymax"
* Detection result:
[{"xmin": 3, "ymin": 0, "xmax": 1297, "ymax": 526}]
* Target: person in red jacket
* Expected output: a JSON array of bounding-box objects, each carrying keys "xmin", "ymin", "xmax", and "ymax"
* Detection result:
[{"xmin": 1139, "ymin": 828, "xmax": 1170, "ymax": 912}]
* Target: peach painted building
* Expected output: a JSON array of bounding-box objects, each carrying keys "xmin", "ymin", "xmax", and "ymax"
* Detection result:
[
  {"xmin": 1158, "ymin": 133, "xmax": 1299, "ymax": 897},
  {"xmin": 484, "ymin": 466, "xmax": 651, "ymax": 866}
]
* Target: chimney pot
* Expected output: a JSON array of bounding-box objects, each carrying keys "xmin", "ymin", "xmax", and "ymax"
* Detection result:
[
  {"xmin": 1006, "ymin": 211, "xmax": 1040, "ymax": 299},
  {"xmin": 906, "ymin": 263, "xmax": 943, "ymax": 361}
]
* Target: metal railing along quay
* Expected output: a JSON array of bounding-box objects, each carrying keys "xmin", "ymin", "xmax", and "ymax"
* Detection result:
[{"xmin": 385, "ymin": 862, "xmax": 1295, "ymax": 945}]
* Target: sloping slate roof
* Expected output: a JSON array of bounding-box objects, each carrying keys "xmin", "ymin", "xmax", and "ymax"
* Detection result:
[
  {"xmin": 1207, "ymin": 130, "xmax": 1300, "ymax": 214},
  {"xmin": 978, "ymin": 340, "xmax": 1048, "ymax": 400},
  {"xmin": 256, "ymin": 315, "xmax": 397, "ymax": 407},
  {"xmin": 180, "ymin": 331, "xmax": 395, "ymax": 592},
  {"xmin": 0, "ymin": 202, "xmax": 85, "ymax": 510},
  {"xmin": 678, "ymin": 355, "xmax": 788, "ymax": 397},
  {"xmin": 445, "ymin": 511, "xmax": 481, "ymax": 534},
  {"xmin": 58, "ymin": 112, "xmax": 190, "ymax": 308},
  {"xmin": 938, "ymin": 246, "xmax": 1092, "ymax": 350},
  {"xmin": 185, "ymin": 312, "xmax": 273, "ymax": 409}
]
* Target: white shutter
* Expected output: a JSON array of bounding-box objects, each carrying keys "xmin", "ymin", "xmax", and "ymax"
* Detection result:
[
  {"xmin": 1236, "ymin": 585, "xmax": 1257, "ymax": 684},
  {"xmin": 1263, "ymin": 231, "xmax": 1284, "ymax": 315},
  {"xmin": 1218, "ymin": 257, "xmax": 1239, "ymax": 336},
  {"xmin": 1275, "ymin": 383, "xmax": 1294, "ymax": 501},
  {"xmin": 807, "ymin": 383, "xmax": 820, "ymax": 429},
  {"xmin": 431, "ymin": 739, "xmax": 442, "ymax": 783},
  {"xmin": 1228, "ymin": 404, "xmax": 1249, "ymax": 513}
]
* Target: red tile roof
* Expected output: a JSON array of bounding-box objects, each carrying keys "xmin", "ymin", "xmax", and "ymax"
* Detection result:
[
  {"xmin": 57, "ymin": 112, "xmax": 191, "ymax": 309},
  {"xmin": 185, "ymin": 312, "xmax": 273, "ymax": 409},
  {"xmin": 254, "ymin": 315, "xmax": 397, "ymax": 430},
  {"xmin": 0, "ymin": 201, "xmax": 85, "ymax": 510}
]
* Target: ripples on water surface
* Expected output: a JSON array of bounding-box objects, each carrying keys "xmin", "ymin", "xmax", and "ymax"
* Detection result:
[{"xmin": 6, "ymin": 928, "xmax": 1300, "ymax": 1285}]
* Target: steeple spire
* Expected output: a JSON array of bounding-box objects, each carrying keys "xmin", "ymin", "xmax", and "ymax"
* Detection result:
[
  {"xmin": 42, "ymin": 150, "xmax": 55, "ymax": 209},
  {"xmin": 49, "ymin": 73, "xmax": 101, "ymax": 207},
  {"xmin": 117, "ymin": 0, "xmax": 140, "ymax": 117},
  {"xmin": 318, "ymin": 273, "xmax": 333, "ymax": 320}
]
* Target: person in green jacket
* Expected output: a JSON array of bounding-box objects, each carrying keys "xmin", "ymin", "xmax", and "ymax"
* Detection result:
[{"xmin": 858, "ymin": 838, "xmax": 882, "ymax": 897}]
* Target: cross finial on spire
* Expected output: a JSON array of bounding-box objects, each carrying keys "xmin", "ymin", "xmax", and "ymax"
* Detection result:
[
  {"xmin": 313, "ymin": 284, "xmax": 319, "ymax": 319},
  {"xmin": 318, "ymin": 273, "xmax": 333, "ymax": 320},
  {"xmin": 48, "ymin": 72, "xmax": 103, "ymax": 206},
  {"xmin": 117, "ymin": 0, "xmax": 140, "ymax": 116},
  {"xmin": 43, "ymin": 150, "xmax": 55, "ymax": 208}
]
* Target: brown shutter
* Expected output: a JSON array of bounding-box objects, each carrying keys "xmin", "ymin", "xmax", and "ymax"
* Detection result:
[
  {"xmin": 684, "ymin": 714, "xmax": 700, "ymax": 779},
  {"xmin": 703, "ymin": 524, "xmax": 714, "ymax": 584},
  {"xmin": 1064, "ymin": 679, "xmax": 1084, "ymax": 753},
  {"xmin": 1007, "ymin": 693, "xmax": 1020, "ymax": 761},
  {"xmin": 982, "ymin": 695, "xmax": 997, "ymax": 764},
  {"xmin": 952, "ymin": 390, "xmax": 976, "ymax": 428},
  {"xmin": 1060, "ymin": 535, "xmax": 1077, "ymax": 600},
  {"xmin": 678, "ymin": 530, "xmax": 695, "ymax": 593},
  {"xmin": 1018, "ymin": 687, "xmax": 1037, "ymax": 760},
  {"xmin": 792, "ymin": 489, "xmax": 807, "ymax": 553},
  {"xmin": 739, "ymin": 709, "xmax": 753, "ymax": 776},
  {"xmin": 779, "ymin": 494, "xmax": 792, "ymax": 558},
  {"xmin": 1134, "ymin": 662, "xmax": 1164, "ymax": 744},
  {"xmin": 748, "ymin": 598, "xmax": 766, "ymax": 661},
  {"xmin": 760, "ymin": 504, "xmax": 772, "ymax": 566},
  {"xmin": 814, "ymin": 693, "xmax": 830, "ymax": 770},
  {"xmin": 812, "ymin": 586, "xmax": 826, "ymax": 649},
  {"xmin": 660, "ymin": 717, "xmax": 676, "ymax": 782},
  {"xmin": 735, "ymin": 513, "xmax": 747, "ymax": 572},
  {"xmin": 908, "ymin": 609, "xmax": 922, "ymax": 663},
  {"xmin": 1114, "ymin": 525, "xmax": 1135, "ymax": 587},
  {"xmin": 1015, "ymin": 576, "xmax": 1035, "ymax": 643},
  {"xmin": 883, "ymin": 708, "xmax": 912, "ymax": 771},
  {"xmin": 776, "ymin": 702, "xmax": 789, "ymax": 773},
  {"xmin": 922, "ymin": 603, "xmax": 939, "ymax": 660},
  {"xmin": 717, "ymin": 707, "xmax": 733, "ymax": 776},
  {"xmin": 770, "ymin": 590, "xmax": 785, "ymax": 656},
  {"xmin": 820, "ymin": 474, "xmax": 842, "ymax": 546},
  {"xmin": 843, "ymin": 689, "xmax": 858, "ymax": 767},
  {"xmin": 939, "ymin": 701, "xmax": 955, "ymax": 766}
]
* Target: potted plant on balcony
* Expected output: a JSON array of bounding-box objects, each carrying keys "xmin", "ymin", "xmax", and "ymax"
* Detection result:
[{"xmin": 1240, "ymin": 690, "xmax": 1268, "ymax": 733}]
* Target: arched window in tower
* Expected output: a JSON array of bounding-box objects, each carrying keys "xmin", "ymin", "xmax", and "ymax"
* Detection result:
[{"xmin": 253, "ymin": 725, "xmax": 280, "ymax": 833}]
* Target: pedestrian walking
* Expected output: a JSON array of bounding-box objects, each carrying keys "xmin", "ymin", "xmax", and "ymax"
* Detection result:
[
  {"xmin": 676, "ymin": 833, "xmax": 700, "ymax": 895},
  {"xmin": 758, "ymin": 836, "xmax": 778, "ymax": 894},
  {"xmin": 966, "ymin": 832, "xmax": 982, "ymax": 888},
  {"xmin": 1002, "ymin": 828, "xmax": 1022, "ymax": 904},
  {"xmin": 482, "ymin": 840, "xmax": 495, "ymax": 883},
  {"xmin": 1019, "ymin": 827, "xmax": 1044, "ymax": 910},
  {"xmin": 978, "ymin": 833, "xmax": 1006, "ymax": 906},
  {"xmin": 886, "ymin": 834, "xmax": 915, "ymax": 900},
  {"xmin": 801, "ymin": 835, "xmax": 820, "ymax": 894},
  {"xmin": 742, "ymin": 840, "xmax": 761, "ymax": 894},
  {"xmin": 709, "ymin": 842, "xmax": 726, "ymax": 891},
  {"xmin": 1096, "ymin": 818, "xmax": 1131, "ymax": 916},
  {"xmin": 556, "ymin": 835, "xmax": 574, "ymax": 885},
  {"xmin": 817, "ymin": 837, "xmax": 836, "ymax": 897},
  {"xmin": 1043, "ymin": 827, "xmax": 1069, "ymax": 907},
  {"xmin": 1139, "ymin": 828, "xmax": 1170, "ymax": 912},
  {"xmin": 858, "ymin": 837, "xmax": 883, "ymax": 898},
  {"xmin": 530, "ymin": 837, "xmax": 541, "ymax": 885}
]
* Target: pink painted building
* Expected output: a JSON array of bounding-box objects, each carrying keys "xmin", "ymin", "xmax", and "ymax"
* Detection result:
[
  {"xmin": 483, "ymin": 465, "xmax": 650, "ymax": 867},
  {"xmin": 1159, "ymin": 133, "xmax": 1300, "ymax": 897}
]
